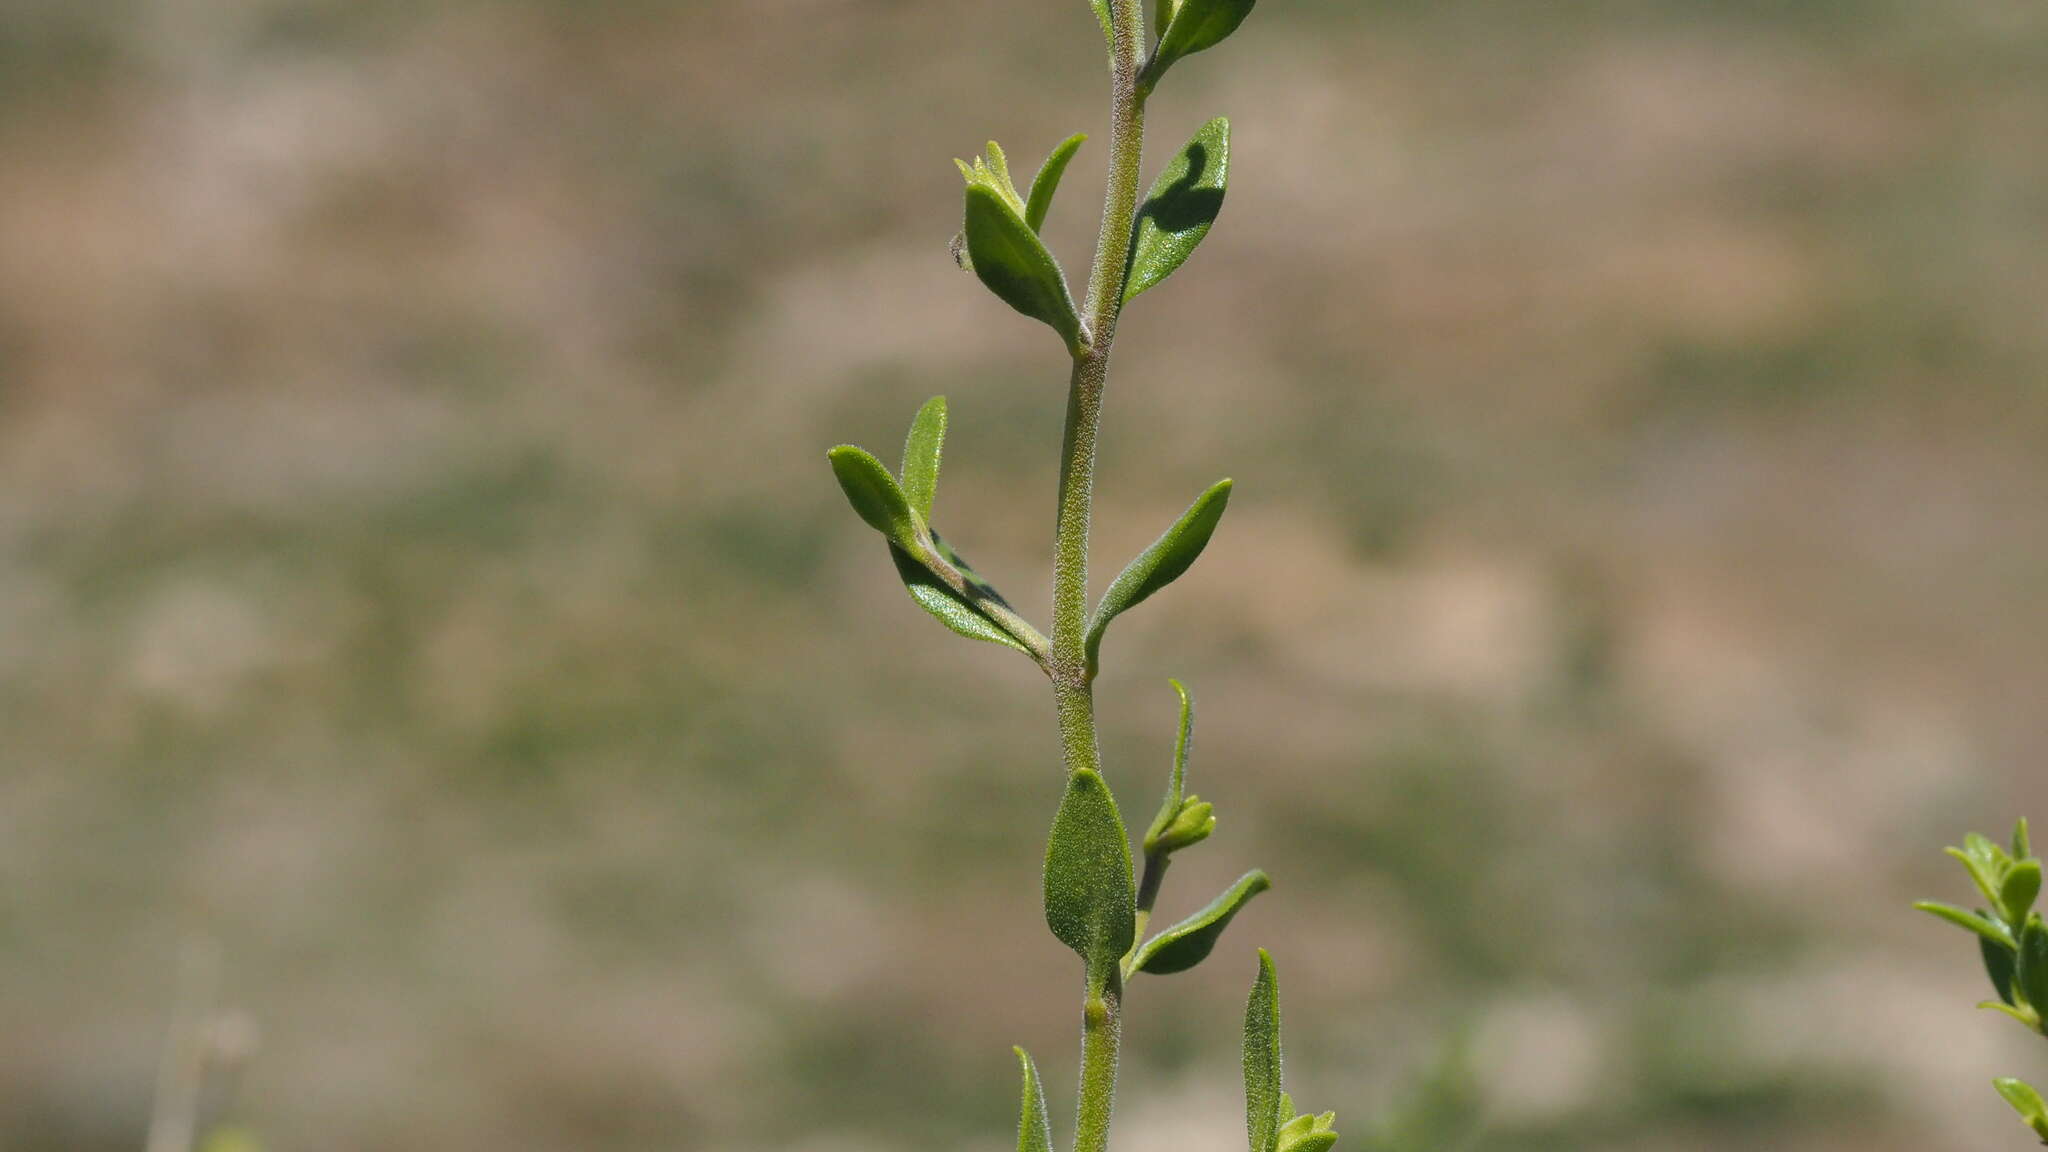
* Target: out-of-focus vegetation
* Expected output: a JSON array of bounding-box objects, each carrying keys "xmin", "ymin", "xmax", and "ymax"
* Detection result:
[{"xmin": 2, "ymin": 1, "xmax": 2047, "ymax": 1149}]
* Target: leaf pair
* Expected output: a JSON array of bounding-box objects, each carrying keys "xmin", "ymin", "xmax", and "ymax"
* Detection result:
[
  {"xmin": 957, "ymin": 138, "xmax": 1090, "ymax": 356},
  {"xmin": 829, "ymin": 398, "xmax": 1049, "ymax": 659},
  {"xmin": 1245, "ymin": 951, "xmax": 1339, "ymax": 1152}
]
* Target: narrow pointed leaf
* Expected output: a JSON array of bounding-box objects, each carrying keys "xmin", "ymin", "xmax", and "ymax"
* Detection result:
[
  {"xmin": 1086, "ymin": 478, "xmax": 1231, "ymax": 676},
  {"xmin": 1244, "ymin": 949, "xmax": 1284, "ymax": 1152},
  {"xmin": 2017, "ymin": 817, "xmax": 2034, "ymax": 862},
  {"xmin": 829, "ymin": 445, "xmax": 919, "ymax": 549},
  {"xmin": 1124, "ymin": 117, "xmax": 1230, "ymax": 303},
  {"xmin": 1985, "ymin": 934, "xmax": 2019, "ymax": 1006},
  {"xmin": 1133, "ymin": 870, "xmax": 1271, "ymax": 975},
  {"xmin": 1045, "ymin": 768, "xmax": 1137, "ymax": 997},
  {"xmin": 1014, "ymin": 1047, "xmax": 1052, "ymax": 1152},
  {"xmin": 2019, "ymin": 916, "xmax": 2048, "ymax": 1017},
  {"xmin": 889, "ymin": 542, "xmax": 1031, "ymax": 653},
  {"xmin": 1143, "ymin": 679, "xmax": 1195, "ymax": 851},
  {"xmin": 1981, "ymin": 1000, "xmax": 2041, "ymax": 1027},
  {"xmin": 1026, "ymin": 134, "xmax": 1087, "ymax": 233},
  {"xmin": 1995, "ymin": 1078, "xmax": 2048, "ymax": 1142},
  {"xmin": 1144, "ymin": 0, "xmax": 1257, "ymax": 88},
  {"xmin": 964, "ymin": 184, "xmax": 1085, "ymax": 354},
  {"xmin": 1914, "ymin": 901, "xmax": 2016, "ymax": 948},
  {"xmin": 2003, "ymin": 859, "xmax": 2042, "ymax": 926},
  {"xmin": 900, "ymin": 396, "xmax": 947, "ymax": 521}
]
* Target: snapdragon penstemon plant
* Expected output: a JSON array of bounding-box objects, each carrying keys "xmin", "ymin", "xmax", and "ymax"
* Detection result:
[
  {"xmin": 827, "ymin": 3, "xmax": 1339, "ymax": 1152},
  {"xmin": 1916, "ymin": 819, "xmax": 2048, "ymax": 1144}
]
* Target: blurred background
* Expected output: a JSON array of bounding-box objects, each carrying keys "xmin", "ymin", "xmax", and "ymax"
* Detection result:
[{"xmin": 4, "ymin": 0, "xmax": 2048, "ymax": 1149}]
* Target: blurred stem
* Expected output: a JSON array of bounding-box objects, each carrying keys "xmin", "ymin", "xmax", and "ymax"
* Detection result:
[
  {"xmin": 1058, "ymin": 3, "xmax": 1148, "ymax": 1152},
  {"xmin": 146, "ymin": 942, "xmax": 219, "ymax": 1152}
]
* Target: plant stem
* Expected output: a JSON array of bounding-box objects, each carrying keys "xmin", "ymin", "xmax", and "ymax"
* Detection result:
[
  {"xmin": 1057, "ymin": 3, "xmax": 1150, "ymax": 1151},
  {"xmin": 1074, "ymin": 987, "xmax": 1125, "ymax": 1152}
]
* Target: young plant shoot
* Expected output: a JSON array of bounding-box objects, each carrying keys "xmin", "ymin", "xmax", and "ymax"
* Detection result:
[
  {"xmin": 1918, "ymin": 819, "xmax": 2048, "ymax": 1144},
  {"xmin": 828, "ymin": 2, "xmax": 1338, "ymax": 1150}
]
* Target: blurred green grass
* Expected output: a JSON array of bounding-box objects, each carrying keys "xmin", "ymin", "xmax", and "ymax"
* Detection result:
[{"xmin": 3, "ymin": 0, "xmax": 2048, "ymax": 1149}]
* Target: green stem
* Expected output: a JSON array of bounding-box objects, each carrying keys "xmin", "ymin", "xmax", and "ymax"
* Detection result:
[
  {"xmin": 1074, "ymin": 986, "xmax": 1125, "ymax": 1152},
  {"xmin": 1058, "ymin": 3, "xmax": 1149, "ymax": 1152}
]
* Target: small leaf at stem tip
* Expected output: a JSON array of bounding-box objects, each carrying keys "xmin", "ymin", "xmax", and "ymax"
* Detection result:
[
  {"xmin": 1132, "ymin": 870, "xmax": 1271, "ymax": 976},
  {"xmin": 962, "ymin": 183, "xmax": 1086, "ymax": 355},
  {"xmin": 1244, "ymin": 949, "xmax": 1284, "ymax": 1152},
  {"xmin": 1947, "ymin": 845, "xmax": 2007, "ymax": 908},
  {"xmin": 1045, "ymin": 769, "xmax": 1137, "ymax": 998},
  {"xmin": 1086, "ymin": 478, "xmax": 1232, "ymax": 677},
  {"xmin": 889, "ymin": 541, "xmax": 1032, "ymax": 653},
  {"xmin": 1995, "ymin": 1078, "xmax": 2048, "ymax": 1143},
  {"xmin": 1967, "ymin": 831, "xmax": 2009, "ymax": 868},
  {"xmin": 1124, "ymin": 117, "xmax": 1229, "ymax": 303},
  {"xmin": 1142, "ymin": 679, "xmax": 1195, "ymax": 850},
  {"xmin": 1913, "ymin": 901, "xmax": 2017, "ymax": 949},
  {"xmin": 1026, "ymin": 134, "xmax": 1087, "ymax": 234},
  {"xmin": 1143, "ymin": 0, "xmax": 1257, "ymax": 89},
  {"xmin": 2017, "ymin": 817, "xmax": 2034, "ymax": 862},
  {"xmin": 1985, "ymin": 933, "xmax": 2020, "ymax": 1006},
  {"xmin": 2002, "ymin": 858, "xmax": 2042, "ymax": 926},
  {"xmin": 1275, "ymin": 1110, "xmax": 1339, "ymax": 1152},
  {"xmin": 829, "ymin": 445, "xmax": 919, "ymax": 549},
  {"xmin": 1014, "ymin": 1047, "xmax": 1053, "ymax": 1152},
  {"xmin": 900, "ymin": 396, "xmax": 947, "ymax": 521},
  {"xmin": 2019, "ymin": 916, "xmax": 2048, "ymax": 1025}
]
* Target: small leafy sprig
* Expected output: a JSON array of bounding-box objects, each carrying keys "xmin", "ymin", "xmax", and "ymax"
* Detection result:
[
  {"xmin": 1917, "ymin": 819, "xmax": 2048, "ymax": 1144},
  {"xmin": 828, "ymin": 2, "xmax": 1340, "ymax": 1151}
]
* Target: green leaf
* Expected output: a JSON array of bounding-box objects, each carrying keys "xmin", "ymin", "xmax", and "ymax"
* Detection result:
[
  {"xmin": 1981, "ymin": 999, "xmax": 2043, "ymax": 1029},
  {"xmin": 829, "ymin": 445, "xmax": 920, "ymax": 549},
  {"xmin": 2017, "ymin": 817, "xmax": 2034, "ymax": 862},
  {"xmin": 2003, "ymin": 859, "xmax": 2042, "ymax": 927},
  {"xmin": 900, "ymin": 396, "xmax": 947, "ymax": 521},
  {"xmin": 1275, "ymin": 1110, "xmax": 1339, "ymax": 1152},
  {"xmin": 889, "ymin": 540, "xmax": 1031, "ymax": 653},
  {"xmin": 964, "ymin": 182, "xmax": 1086, "ymax": 354},
  {"xmin": 1244, "ymin": 949, "xmax": 1284, "ymax": 1152},
  {"xmin": 1026, "ymin": 134, "xmax": 1087, "ymax": 233},
  {"xmin": 2019, "ymin": 916, "xmax": 2048, "ymax": 1019},
  {"xmin": 1995, "ymin": 1078, "xmax": 2048, "ymax": 1143},
  {"xmin": 1143, "ymin": 0, "xmax": 1257, "ymax": 88},
  {"xmin": 1045, "ymin": 768, "xmax": 1137, "ymax": 997},
  {"xmin": 1968, "ymin": 832, "xmax": 2010, "ymax": 869},
  {"xmin": 1124, "ymin": 117, "xmax": 1230, "ymax": 303},
  {"xmin": 1914, "ymin": 901, "xmax": 2016, "ymax": 949},
  {"xmin": 1946, "ymin": 846, "xmax": 2007, "ymax": 910},
  {"xmin": 1153, "ymin": 0, "xmax": 1179, "ymax": 44},
  {"xmin": 1143, "ymin": 680, "xmax": 1195, "ymax": 851},
  {"xmin": 1086, "ymin": 478, "xmax": 1232, "ymax": 677},
  {"xmin": 1985, "ymin": 933, "xmax": 2019, "ymax": 1006},
  {"xmin": 1132, "ymin": 870, "xmax": 1271, "ymax": 975},
  {"xmin": 1014, "ymin": 1047, "xmax": 1052, "ymax": 1152},
  {"xmin": 1090, "ymin": 0, "xmax": 1113, "ymax": 50}
]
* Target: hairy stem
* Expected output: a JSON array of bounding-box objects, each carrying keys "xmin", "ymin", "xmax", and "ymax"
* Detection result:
[
  {"xmin": 1059, "ymin": 3, "xmax": 1150, "ymax": 1152},
  {"xmin": 1074, "ymin": 987, "xmax": 1125, "ymax": 1152}
]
